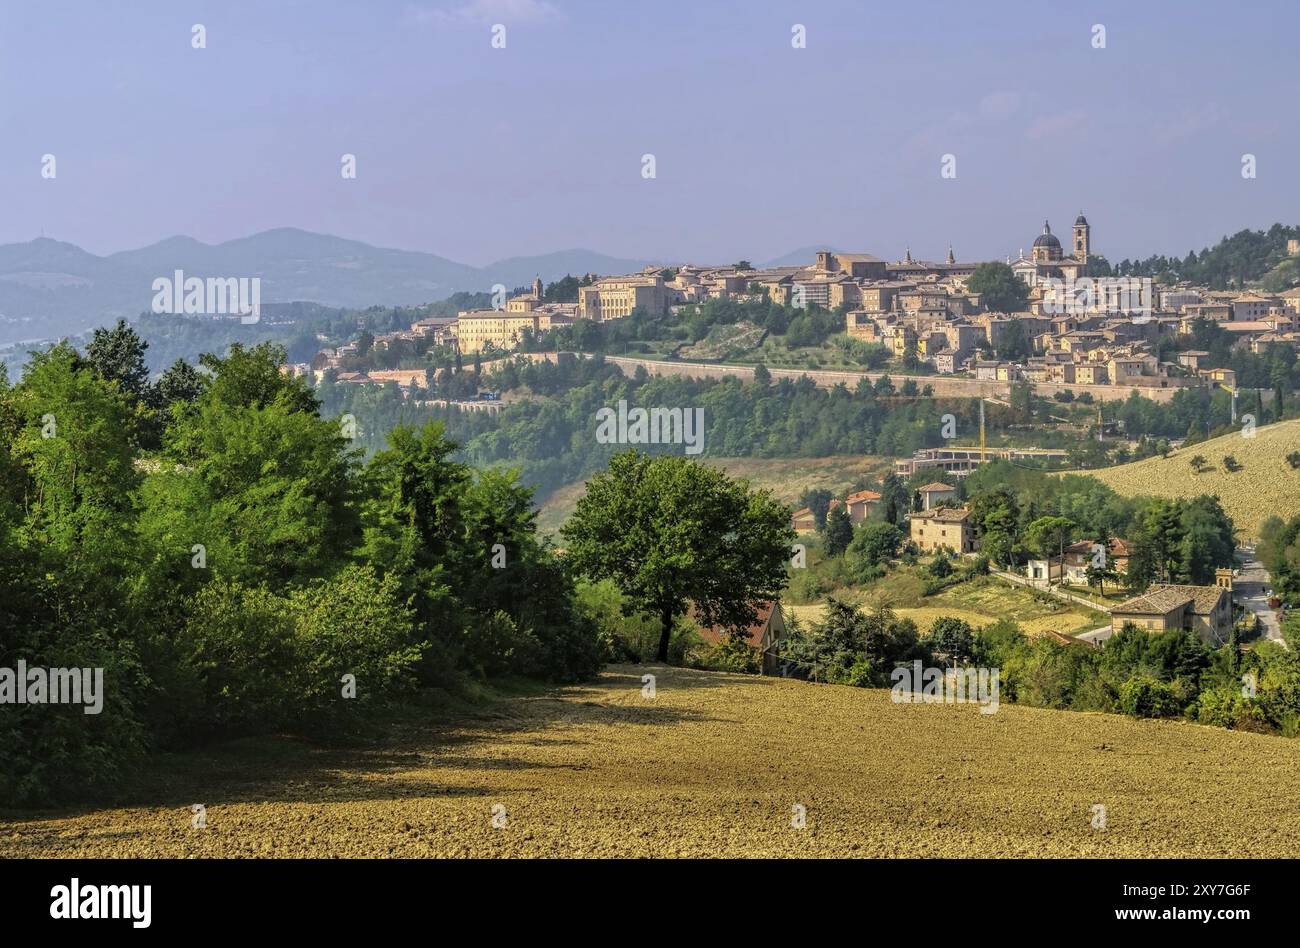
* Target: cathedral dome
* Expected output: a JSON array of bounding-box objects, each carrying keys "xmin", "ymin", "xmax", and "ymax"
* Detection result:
[{"xmin": 1032, "ymin": 221, "xmax": 1061, "ymax": 250}]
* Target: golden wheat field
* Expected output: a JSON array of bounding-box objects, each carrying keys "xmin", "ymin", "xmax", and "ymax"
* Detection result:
[
  {"xmin": 5, "ymin": 665, "xmax": 1300, "ymax": 858},
  {"xmin": 1088, "ymin": 419, "xmax": 1300, "ymax": 538}
]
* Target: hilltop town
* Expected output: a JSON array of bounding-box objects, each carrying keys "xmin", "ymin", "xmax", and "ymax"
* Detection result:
[{"xmin": 297, "ymin": 215, "xmax": 1300, "ymax": 406}]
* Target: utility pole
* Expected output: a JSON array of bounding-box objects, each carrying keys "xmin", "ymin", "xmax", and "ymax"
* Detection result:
[{"xmin": 979, "ymin": 398, "xmax": 986, "ymax": 460}]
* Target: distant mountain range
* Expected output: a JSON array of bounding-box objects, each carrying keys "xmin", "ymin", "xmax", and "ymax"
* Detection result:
[{"xmin": 0, "ymin": 229, "xmax": 662, "ymax": 345}]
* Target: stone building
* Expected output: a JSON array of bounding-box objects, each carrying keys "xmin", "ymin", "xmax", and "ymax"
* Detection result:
[
  {"xmin": 909, "ymin": 507, "xmax": 975, "ymax": 555},
  {"xmin": 1109, "ymin": 570, "xmax": 1235, "ymax": 645}
]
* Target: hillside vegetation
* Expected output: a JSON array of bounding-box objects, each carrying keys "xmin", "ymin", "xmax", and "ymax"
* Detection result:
[
  {"xmin": 1088, "ymin": 419, "xmax": 1300, "ymax": 538},
  {"xmin": 536, "ymin": 455, "xmax": 888, "ymax": 535},
  {"xmin": 786, "ymin": 573, "xmax": 1107, "ymax": 639},
  {"xmin": 6, "ymin": 665, "xmax": 1300, "ymax": 858}
]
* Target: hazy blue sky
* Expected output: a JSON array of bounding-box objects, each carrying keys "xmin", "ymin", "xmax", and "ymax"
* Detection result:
[{"xmin": 2, "ymin": 0, "xmax": 1296, "ymax": 265}]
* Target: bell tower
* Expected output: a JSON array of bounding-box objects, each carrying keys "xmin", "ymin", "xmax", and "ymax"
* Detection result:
[{"xmin": 1073, "ymin": 212, "xmax": 1090, "ymax": 264}]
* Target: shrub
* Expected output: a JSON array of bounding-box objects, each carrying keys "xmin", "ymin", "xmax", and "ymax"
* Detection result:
[
  {"xmin": 1118, "ymin": 675, "xmax": 1182, "ymax": 718},
  {"xmin": 689, "ymin": 632, "xmax": 760, "ymax": 674},
  {"xmin": 0, "ymin": 605, "xmax": 147, "ymax": 805},
  {"xmin": 1196, "ymin": 685, "xmax": 1266, "ymax": 730},
  {"xmin": 461, "ymin": 610, "xmax": 543, "ymax": 679},
  {"xmin": 928, "ymin": 554, "xmax": 954, "ymax": 579},
  {"xmin": 574, "ymin": 578, "xmax": 655, "ymax": 662},
  {"xmin": 178, "ymin": 580, "xmax": 301, "ymax": 734},
  {"xmin": 177, "ymin": 569, "xmax": 428, "ymax": 735},
  {"xmin": 291, "ymin": 565, "xmax": 425, "ymax": 716}
]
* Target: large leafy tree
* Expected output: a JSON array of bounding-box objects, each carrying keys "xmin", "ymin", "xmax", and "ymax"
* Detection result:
[
  {"xmin": 199, "ymin": 342, "xmax": 320, "ymax": 414},
  {"xmin": 147, "ymin": 345, "xmax": 360, "ymax": 587},
  {"xmin": 1026, "ymin": 515, "xmax": 1075, "ymax": 584},
  {"xmin": 967, "ymin": 261, "xmax": 1029, "ymax": 313},
  {"xmin": 848, "ymin": 520, "xmax": 903, "ymax": 569},
  {"xmin": 925, "ymin": 616, "xmax": 975, "ymax": 667},
  {"xmin": 562, "ymin": 450, "xmax": 794, "ymax": 661}
]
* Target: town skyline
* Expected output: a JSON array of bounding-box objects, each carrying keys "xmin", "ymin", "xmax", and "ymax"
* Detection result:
[{"xmin": 0, "ymin": 209, "xmax": 1275, "ymax": 273}]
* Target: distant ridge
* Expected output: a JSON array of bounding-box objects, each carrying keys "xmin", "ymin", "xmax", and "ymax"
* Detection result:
[
  {"xmin": 761, "ymin": 245, "xmax": 836, "ymax": 268},
  {"xmin": 0, "ymin": 228, "xmax": 655, "ymax": 345}
]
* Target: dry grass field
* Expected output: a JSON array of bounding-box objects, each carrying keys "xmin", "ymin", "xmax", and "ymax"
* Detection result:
[
  {"xmin": 1088, "ymin": 419, "xmax": 1300, "ymax": 539},
  {"xmin": 4, "ymin": 665, "xmax": 1299, "ymax": 858},
  {"xmin": 535, "ymin": 455, "xmax": 889, "ymax": 534}
]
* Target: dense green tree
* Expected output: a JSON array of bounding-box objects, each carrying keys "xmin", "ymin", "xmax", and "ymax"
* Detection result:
[
  {"xmin": 848, "ymin": 520, "xmax": 903, "ymax": 569},
  {"xmin": 1026, "ymin": 516, "xmax": 1074, "ymax": 583},
  {"xmin": 798, "ymin": 487, "xmax": 833, "ymax": 530},
  {"xmin": 823, "ymin": 503, "xmax": 853, "ymax": 556},
  {"xmin": 967, "ymin": 261, "xmax": 1029, "ymax": 313},
  {"xmin": 155, "ymin": 358, "xmax": 206, "ymax": 408},
  {"xmin": 880, "ymin": 472, "xmax": 908, "ymax": 525},
  {"xmin": 562, "ymin": 451, "xmax": 794, "ymax": 661},
  {"xmin": 925, "ymin": 616, "xmax": 975, "ymax": 667},
  {"xmin": 84, "ymin": 318, "xmax": 152, "ymax": 403}
]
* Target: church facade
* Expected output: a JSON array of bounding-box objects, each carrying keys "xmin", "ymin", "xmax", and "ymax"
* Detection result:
[{"xmin": 1012, "ymin": 214, "xmax": 1093, "ymax": 288}]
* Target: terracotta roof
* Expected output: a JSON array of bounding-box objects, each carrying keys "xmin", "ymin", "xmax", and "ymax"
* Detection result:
[
  {"xmin": 917, "ymin": 482, "xmax": 955, "ymax": 493},
  {"xmin": 1113, "ymin": 583, "xmax": 1226, "ymax": 617},
  {"xmin": 693, "ymin": 601, "xmax": 779, "ymax": 649},
  {"xmin": 1064, "ymin": 538, "xmax": 1131, "ymax": 558},
  {"xmin": 846, "ymin": 489, "xmax": 881, "ymax": 504}
]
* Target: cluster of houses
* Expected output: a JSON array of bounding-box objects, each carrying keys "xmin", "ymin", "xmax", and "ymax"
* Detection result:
[
  {"xmin": 281, "ymin": 315, "xmax": 461, "ymax": 389},
  {"xmin": 835, "ymin": 220, "xmax": 1300, "ymax": 388},
  {"xmin": 440, "ymin": 216, "xmax": 1300, "ymax": 389},
  {"xmin": 790, "ymin": 482, "xmax": 960, "ymax": 533},
  {"xmin": 786, "ymin": 483, "xmax": 1242, "ymax": 658}
]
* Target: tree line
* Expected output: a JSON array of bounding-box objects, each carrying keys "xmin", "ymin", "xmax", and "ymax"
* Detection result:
[{"xmin": 0, "ymin": 325, "xmax": 603, "ymax": 805}]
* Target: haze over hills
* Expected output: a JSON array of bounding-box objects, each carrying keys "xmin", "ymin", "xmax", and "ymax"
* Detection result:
[{"xmin": 0, "ymin": 229, "xmax": 659, "ymax": 345}]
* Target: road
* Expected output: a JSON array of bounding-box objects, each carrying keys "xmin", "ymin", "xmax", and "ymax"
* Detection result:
[{"xmin": 1236, "ymin": 546, "xmax": 1285, "ymax": 646}]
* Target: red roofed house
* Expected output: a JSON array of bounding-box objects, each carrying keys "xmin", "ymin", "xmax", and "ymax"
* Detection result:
[
  {"xmin": 791, "ymin": 507, "xmax": 817, "ymax": 532},
  {"xmin": 844, "ymin": 489, "xmax": 882, "ymax": 524},
  {"xmin": 694, "ymin": 601, "xmax": 788, "ymax": 676}
]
